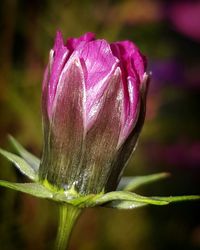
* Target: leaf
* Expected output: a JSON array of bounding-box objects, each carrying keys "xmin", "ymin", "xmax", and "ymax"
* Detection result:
[
  {"xmin": 118, "ymin": 172, "xmax": 170, "ymax": 191},
  {"xmin": 0, "ymin": 180, "xmax": 53, "ymax": 199},
  {"xmin": 105, "ymin": 194, "xmax": 200, "ymax": 209},
  {"xmin": 45, "ymin": 192, "xmax": 200, "ymax": 208},
  {"xmin": 152, "ymin": 195, "xmax": 200, "ymax": 203},
  {"xmin": 0, "ymin": 148, "xmax": 38, "ymax": 181},
  {"xmin": 89, "ymin": 191, "xmax": 169, "ymax": 207},
  {"xmin": 9, "ymin": 135, "xmax": 40, "ymax": 171}
]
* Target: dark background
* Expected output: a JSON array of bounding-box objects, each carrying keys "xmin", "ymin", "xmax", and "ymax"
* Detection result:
[{"xmin": 0, "ymin": 0, "xmax": 200, "ymax": 249}]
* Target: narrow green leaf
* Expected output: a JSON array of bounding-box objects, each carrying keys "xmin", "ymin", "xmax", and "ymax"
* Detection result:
[
  {"xmin": 152, "ymin": 195, "xmax": 200, "ymax": 203},
  {"xmin": 9, "ymin": 135, "xmax": 40, "ymax": 171},
  {"xmin": 105, "ymin": 194, "xmax": 200, "ymax": 209},
  {"xmin": 118, "ymin": 172, "xmax": 170, "ymax": 191},
  {"xmin": 0, "ymin": 148, "xmax": 38, "ymax": 181},
  {"xmin": 58, "ymin": 193, "xmax": 200, "ymax": 208},
  {"xmin": 0, "ymin": 180, "xmax": 53, "ymax": 199},
  {"xmin": 90, "ymin": 191, "xmax": 169, "ymax": 206}
]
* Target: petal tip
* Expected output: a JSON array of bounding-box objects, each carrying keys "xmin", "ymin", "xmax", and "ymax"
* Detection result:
[
  {"xmin": 82, "ymin": 32, "xmax": 96, "ymax": 41},
  {"xmin": 53, "ymin": 30, "xmax": 65, "ymax": 51}
]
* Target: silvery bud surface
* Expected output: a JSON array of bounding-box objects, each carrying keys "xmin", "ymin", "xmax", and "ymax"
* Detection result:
[{"xmin": 39, "ymin": 31, "xmax": 149, "ymax": 194}]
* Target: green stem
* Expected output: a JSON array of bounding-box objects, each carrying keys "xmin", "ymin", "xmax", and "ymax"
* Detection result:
[{"xmin": 55, "ymin": 204, "xmax": 82, "ymax": 250}]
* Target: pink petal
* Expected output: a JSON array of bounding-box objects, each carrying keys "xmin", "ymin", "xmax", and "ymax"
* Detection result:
[
  {"xmin": 111, "ymin": 41, "xmax": 146, "ymax": 82},
  {"xmin": 48, "ymin": 31, "xmax": 69, "ymax": 116},
  {"xmin": 111, "ymin": 41, "xmax": 145, "ymax": 144},
  {"xmin": 66, "ymin": 32, "xmax": 95, "ymax": 52},
  {"xmin": 77, "ymin": 67, "xmax": 123, "ymax": 193},
  {"xmin": 119, "ymin": 76, "xmax": 140, "ymax": 146},
  {"xmin": 106, "ymin": 85, "xmax": 148, "ymax": 191},
  {"xmin": 78, "ymin": 39, "xmax": 119, "ymax": 89},
  {"xmin": 85, "ymin": 63, "xmax": 119, "ymax": 129},
  {"xmin": 75, "ymin": 39, "xmax": 119, "ymax": 128},
  {"xmin": 51, "ymin": 54, "xmax": 86, "ymax": 138},
  {"xmin": 43, "ymin": 55, "xmax": 86, "ymax": 188}
]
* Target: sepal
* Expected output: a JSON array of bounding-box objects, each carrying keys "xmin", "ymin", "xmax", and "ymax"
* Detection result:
[
  {"xmin": 118, "ymin": 172, "xmax": 170, "ymax": 191},
  {"xmin": 0, "ymin": 148, "xmax": 38, "ymax": 181},
  {"xmin": 91, "ymin": 191, "xmax": 168, "ymax": 206},
  {"xmin": 0, "ymin": 178, "xmax": 199, "ymax": 210},
  {"xmin": 0, "ymin": 181, "xmax": 53, "ymax": 198},
  {"xmin": 51, "ymin": 190, "xmax": 200, "ymax": 209},
  {"xmin": 8, "ymin": 135, "xmax": 40, "ymax": 171},
  {"xmin": 0, "ymin": 144, "xmax": 199, "ymax": 210},
  {"xmin": 103, "ymin": 193, "xmax": 200, "ymax": 209}
]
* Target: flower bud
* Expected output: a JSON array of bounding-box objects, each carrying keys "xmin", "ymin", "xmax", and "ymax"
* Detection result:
[{"xmin": 39, "ymin": 31, "xmax": 149, "ymax": 194}]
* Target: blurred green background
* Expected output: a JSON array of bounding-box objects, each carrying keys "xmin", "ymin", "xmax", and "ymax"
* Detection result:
[{"xmin": 0, "ymin": 0, "xmax": 200, "ymax": 249}]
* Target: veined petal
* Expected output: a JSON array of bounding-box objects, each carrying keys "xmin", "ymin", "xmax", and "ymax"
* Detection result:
[
  {"xmin": 76, "ymin": 39, "xmax": 119, "ymax": 129},
  {"xmin": 47, "ymin": 31, "xmax": 69, "ymax": 116},
  {"xmin": 111, "ymin": 41, "xmax": 146, "ymax": 81},
  {"xmin": 111, "ymin": 41, "xmax": 146, "ymax": 144},
  {"xmin": 118, "ymin": 76, "xmax": 140, "ymax": 146},
  {"xmin": 77, "ymin": 67, "xmax": 123, "ymax": 194},
  {"xmin": 85, "ymin": 62, "xmax": 118, "ymax": 130},
  {"xmin": 77, "ymin": 39, "xmax": 118, "ymax": 89},
  {"xmin": 106, "ymin": 75, "xmax": 150, "ymax": 192},
  {"xmin": 39, "ymin": 54, "xmax": 86, "ymax": 189}
]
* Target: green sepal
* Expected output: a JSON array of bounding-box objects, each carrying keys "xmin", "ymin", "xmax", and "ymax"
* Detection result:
[
  {"xmin": 0, "ymin": 178, "xmax": 199, "ymax": 209},
  {"xmin": 0, "ymin": 143, "xmax": 199, "ymax": 210},
  {"xmin": 0, "ymin": 180, "xmax": 53, "ymax": 199},
  {"xmin": 0, "ymin": 148, "xmax": 38, "ymax": 181},
  {"xmin": 8, "ymin": 135, "xmax": 40, "ymax": 171},
  {"xmin": 151, "ymin": 195, "xmax": 200, "ymax": 203},
  {"xmin": 91, "ymin": 191, "xmax": 169, "ymax": 206},
  {"xmin": 105, "ymin": 194, "xmax": 200, "ymax": 209},
  {"xmin": 118, "ymin": 172, "xmax": 170, "ymax": 191}
]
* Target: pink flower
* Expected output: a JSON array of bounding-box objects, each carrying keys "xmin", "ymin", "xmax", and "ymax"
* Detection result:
[
  {"xmin": 40, "ymin": 31, "xmax": 149, "ymax": 194},
  {"xmin": 168, "ymin": 2, "xmax": 200, "ymax": 42}
]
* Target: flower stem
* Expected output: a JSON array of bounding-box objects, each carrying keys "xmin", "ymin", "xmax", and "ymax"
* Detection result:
[{"xmin": 55, "ymin": 204, "xmax": 82, "ymax": 250}]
